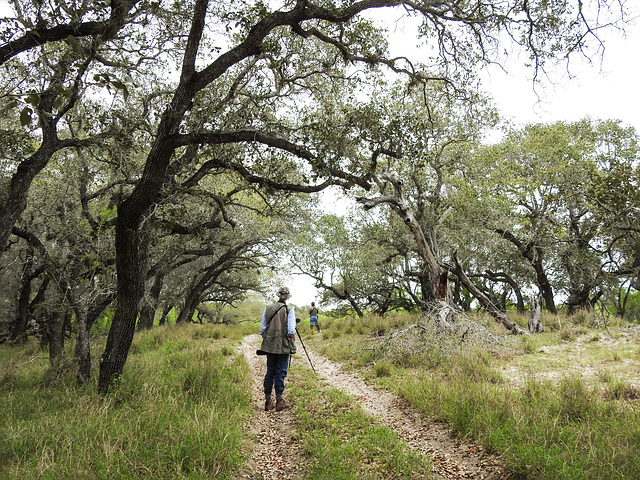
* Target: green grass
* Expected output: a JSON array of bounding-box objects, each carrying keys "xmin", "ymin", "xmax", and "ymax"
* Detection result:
[
  {"xmin": 0, "ymin": 317, "xmax": 434, "ymax": 479},
  {"xmin": 2, "ymin": 310, "xmax": 639, "ymax": 479},
  {"xmin": 289, "ymin": 366, "xmax": 432, "ymax": 479},
  {"xmin": 305, "ymin": 311, "xmax": 640, "ymax": 479},
  {"xmin": 0, "ymin": 323, "xmax": 255, "ymax": 479},
  {"xmin": 396, "ymin": 370, "xmax": 640, "ymax": 479}
]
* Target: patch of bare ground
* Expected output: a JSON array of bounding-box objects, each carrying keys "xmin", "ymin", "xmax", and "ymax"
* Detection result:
[
  {"xmin": 239, "ymin": 334, "xmax": 507, "ymax": 479},
  {"xmin": 500, "ymin": 326, "xmax": 640, "ymax": 391}
]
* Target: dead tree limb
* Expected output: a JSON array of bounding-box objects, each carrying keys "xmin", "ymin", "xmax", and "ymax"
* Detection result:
[{"xmin": 444, "ymin": 251, "xmax": 529, "ymax": 335}]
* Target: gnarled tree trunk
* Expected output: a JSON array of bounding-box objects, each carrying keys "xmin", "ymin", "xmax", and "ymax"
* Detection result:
[{"xmin": 356, "ymin": 173, "xmax": 443, "ymax": 305}]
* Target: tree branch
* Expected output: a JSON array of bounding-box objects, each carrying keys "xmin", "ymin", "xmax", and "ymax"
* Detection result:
[{"xmin": 0, "ymin": 0, "xmax": 139, "ymax": 65}]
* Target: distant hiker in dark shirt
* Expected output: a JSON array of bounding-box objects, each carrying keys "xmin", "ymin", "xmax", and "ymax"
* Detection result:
[
  {"xmin": 259, "ymin": 286, "xmax": 296, "ymax": 412},
  {"xmin": 308, "ymin": 302, "xmax": 320, "ymax": 332}
]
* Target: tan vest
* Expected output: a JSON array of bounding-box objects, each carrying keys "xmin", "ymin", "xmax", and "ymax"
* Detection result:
[{"xmin": 260, "ymin": 302, "xmax": 296, "ymax": 355}]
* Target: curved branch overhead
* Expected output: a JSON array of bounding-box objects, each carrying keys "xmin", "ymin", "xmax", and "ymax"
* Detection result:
[
  {"xmin": 170, "ymin": 130, "xmax": 388, "ymax": 191},
  {"xmin": 0, "ymin": 0, "xmax": 140, "ymax": 65}
]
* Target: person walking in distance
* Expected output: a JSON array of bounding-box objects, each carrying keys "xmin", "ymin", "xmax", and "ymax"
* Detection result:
[
  {"xmin": 259, "ymin": 286, "xmax": 296, "ymax": 411},
  {"xmin": 308, "ymin": 302, "xmax": 320, "ymax": 333}
]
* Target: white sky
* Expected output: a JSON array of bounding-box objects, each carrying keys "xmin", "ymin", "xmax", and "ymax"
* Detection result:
[
  {"xmin": 481, "ymin": 29, "xmax": 640, "ymax": 132},
  {"xmin": 381, "ymin": 8, "xmax": 640, "ymax": 133}
]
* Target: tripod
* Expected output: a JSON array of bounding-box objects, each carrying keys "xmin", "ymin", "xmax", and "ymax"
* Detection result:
[{"xmin": 294, "ymin": 320, "xmax": 316, "ymax": 375}]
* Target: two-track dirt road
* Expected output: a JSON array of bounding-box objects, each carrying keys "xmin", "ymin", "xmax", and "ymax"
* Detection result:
[{"xmin": 239, "ymin": 334, "xmax": 507, "ymax": 479}]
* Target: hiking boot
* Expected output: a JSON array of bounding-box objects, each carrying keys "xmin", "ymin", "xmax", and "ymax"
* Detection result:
[
  {"xmin": 265, "ymin": 400, "xmax": 275, "ymax": 411},
  {"xmin": 275, "ymin": 399, "xmax": 287, "ymax": 411}
]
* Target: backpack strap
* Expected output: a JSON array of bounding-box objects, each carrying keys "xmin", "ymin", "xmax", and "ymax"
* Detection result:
[{"xmin": 266, "ymin": 303, "xmax": 288, "ymax": 328}]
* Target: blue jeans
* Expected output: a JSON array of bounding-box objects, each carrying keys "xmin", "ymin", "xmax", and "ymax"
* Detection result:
[{"xmin": 264, "ymin": 353, "xmax": 289, "ymax": 395}]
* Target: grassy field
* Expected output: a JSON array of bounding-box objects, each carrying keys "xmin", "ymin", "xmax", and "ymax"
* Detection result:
[
  {"xmin": 288, "ymin": 371, "xmax": 432, "ymax": 479},
  {"xmin": 1, "ymin": 309, "xmax": 639, "ymax": 479},
  {"xmin": 0, "ymin": 320, "xmax": 431, "ymax": 479},
  {"xmin": 304, "ymin": 310, "xmax": 640, "ymax": 479},
  {"xmin": 0, "ymin": 323, "xmax": 255, "ymax": 479}
]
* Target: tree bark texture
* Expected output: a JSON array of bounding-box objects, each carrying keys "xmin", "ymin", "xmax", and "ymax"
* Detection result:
[
  {"xmin": 158, "ymin": 305, "xmax": 173, "ymax": 326},
  {"xmin": 138, "ymin": 270, "xmax": 165, "ymax": 330},
  {"xmin": 98, "ymin": 214, "xmax": 144, "ymax": 394},
  {"xmin": 176, "ymin": 244, "xmax": 248, "ymax": 324},
  {"xmin": 74, "ymin": 307, "xmax": 91, "ymax": 383},
  {"xmin": 45, "ymin": 310, "xmax": 66, "ymax": 373},
  {"xmin": 495, "ymin": 229, "xmax": 557, "ymax": 313},
  {"xmin": 356, "ymin": 173, "xmax": 443, "ymax": 305},
  {"xmin": 10, "ymin": 247, "xmax": 37, "ymax": 342},
  {"xmin": 528, "ymin": 296, "xmax": 544, "ymax": 333}
]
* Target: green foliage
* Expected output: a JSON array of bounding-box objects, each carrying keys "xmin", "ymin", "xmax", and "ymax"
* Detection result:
[
  {"xmin": 461, "ymin": 119, "xmax": 640, "ymax": 316},
  {"xmin": 199, "ymin": 297, "xmax": 266, "ymax": 325},
  {"xmin": 616, "ymin": 288, "xmax": 640, "ymax": 323}
]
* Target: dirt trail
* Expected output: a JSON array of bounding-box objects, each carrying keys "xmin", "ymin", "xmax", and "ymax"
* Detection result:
[{"xmin": 239, "ymin": 334, "xmax": 507, "ymax": 479}]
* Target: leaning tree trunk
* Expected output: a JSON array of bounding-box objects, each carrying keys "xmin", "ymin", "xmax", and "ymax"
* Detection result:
[
  {"xmin": 176, "ymin": 245, "xmax": 246, "ymax": 324},
  {"xmin": 356, "ymin": 173, "xmax": 443, "ymax": 305},
  {"xmin": 347, "ymin": 294, "xmax": 365, "ymax": 318},
  {"xmin": 138, "ymin": 270, "xmax": 166, "ymax": 330},
  {"xmin": 98, "ymin": 208, "xmax": 146, "ymax": 394},
  {"xmin": 0, "ymin": 135, "xmax": 62, "ymax": 256},
  {"xmin": 446, "ymin": 252, "xmax": 528, "ymax": 335},
  {"xmin": 74, "ymin": 306, "xmax": 91, "ymax": 384},
  {"xmin": 98, "ymin": 0, "xmax": 209, "ymax": 393},
  {"xmin": 86, "ymin": 294, "xmax": 116, "ymax": 333},
  {"xmin": 10, "ymin": 246, "xmax": 36, "ymax": 342},
  {"xmin": 534, "ymin": 260, "xmax": 558, "ymax": 314},
  {"xmin": 158, "ymin": 304, "xmax": 173, "ymax": 326},
  {"xmin": 176, "ymin": 287, "xmax": 200, "ymax": 324},
  {"xmin": 45, "ymin": 310, "xmax": 67, "ymax": 374},
  {"xmin": 495, "ymin": 229, "xmax": 557, "ymax": 314},
  {"xmin": 484, "ymin": 269, "xmax": 526, "ymax": 314}
]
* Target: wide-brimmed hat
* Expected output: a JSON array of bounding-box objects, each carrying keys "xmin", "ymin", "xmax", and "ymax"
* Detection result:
[{"xmin": 277, "ymin": 286, "xmax": 291, "ymax": 299}]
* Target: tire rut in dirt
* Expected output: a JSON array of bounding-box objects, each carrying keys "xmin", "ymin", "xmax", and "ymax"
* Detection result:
[{"xmin": 239, "ymin": 335, "xmax": 304, "ymax": 480}]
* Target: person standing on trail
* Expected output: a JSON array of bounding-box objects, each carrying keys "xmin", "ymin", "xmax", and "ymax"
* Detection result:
[
  {"xmin": 258, "ymin": 286, "xmax": 296, "ymax": 412},
  {"xmin": 308, "ymin": 302, "xmax": 320, "ymax": 332}
]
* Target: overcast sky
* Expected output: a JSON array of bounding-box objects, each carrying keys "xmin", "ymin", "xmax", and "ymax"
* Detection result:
[
  {"xmin": 484, "ymin": 29, "xmax": 640, "ymax": 132},
  {"xmin": 381, "ymin": 8, "xmax": 640, "ymax": 133}
]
